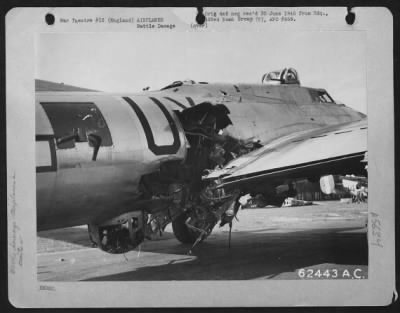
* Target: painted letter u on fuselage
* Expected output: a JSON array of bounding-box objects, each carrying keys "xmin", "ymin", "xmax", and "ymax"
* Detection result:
[{"xmin": 36, "ymin": 93, "xmax": 186, "ymax": 230}]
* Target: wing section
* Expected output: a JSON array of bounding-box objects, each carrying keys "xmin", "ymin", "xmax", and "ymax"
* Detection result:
[
  {"xmin": 35, "ymin": 79, "xmax": 98, "ymax": 92},
  {"xmin": 206, "ymin": 120, "xmax": 367, "ymax": 188}
]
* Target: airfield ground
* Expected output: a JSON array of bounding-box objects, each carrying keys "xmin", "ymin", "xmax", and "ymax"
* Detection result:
[{"xmin": 37, "ymin": 201, "xmax": 368, "ymax": 281}]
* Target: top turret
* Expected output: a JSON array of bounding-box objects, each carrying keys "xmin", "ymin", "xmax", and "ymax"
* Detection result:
[{"xmin": 261, "ymin": 68, "xmax": 300, "ymax": 85}]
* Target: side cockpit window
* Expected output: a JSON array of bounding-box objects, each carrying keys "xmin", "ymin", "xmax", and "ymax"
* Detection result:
[
  {"xmin": 309, "ymin": 89, "xmax": 335, "ymax": 104},
  {"xmin": 41, "ymin": 102, "xmax": 112, "ymax": 149}
]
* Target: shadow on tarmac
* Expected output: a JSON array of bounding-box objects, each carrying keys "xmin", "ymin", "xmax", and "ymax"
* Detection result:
[
  {"xmin": 80, "ymin": 226, "xmax": 368, "ymax": 281},
  {"xmin": 38, "ymin": 226, "xmax": 176, "ymax": 250}
]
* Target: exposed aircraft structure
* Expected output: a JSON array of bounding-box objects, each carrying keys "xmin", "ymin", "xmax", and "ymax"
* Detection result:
[{"xmin": 36, "ymin": 69, "xmax": 367, "ymax": 253}]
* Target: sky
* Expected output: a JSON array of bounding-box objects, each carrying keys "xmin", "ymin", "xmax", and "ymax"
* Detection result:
[{"xmin": 36, "ymin": 30, "xmax": 366, "ymax": 113}]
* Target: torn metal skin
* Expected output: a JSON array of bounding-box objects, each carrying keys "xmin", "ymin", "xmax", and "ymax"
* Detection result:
[{"xmin": 86, "ymin": 101, "xmax": 263, "ymax": 253}]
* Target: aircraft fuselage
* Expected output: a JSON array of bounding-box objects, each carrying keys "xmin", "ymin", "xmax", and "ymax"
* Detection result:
[{"xmin": 36, "ymin": 82, "xmax": 365, "ymax": 232}]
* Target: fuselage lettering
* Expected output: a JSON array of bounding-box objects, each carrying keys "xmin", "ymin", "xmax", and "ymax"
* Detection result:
[{"xmin": 123, "ymin": 97, "xmax": 181, "ymax": 155}]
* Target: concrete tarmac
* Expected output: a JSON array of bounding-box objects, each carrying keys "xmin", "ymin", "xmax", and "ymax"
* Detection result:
[{"xmin": 37, "ymin": 201, "xmax": 368, "ymax": 281}]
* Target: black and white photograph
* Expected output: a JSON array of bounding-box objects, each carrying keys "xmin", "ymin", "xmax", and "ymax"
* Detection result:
[{"xmin": 7, "ymin": 7, "xmax": 395, "ymax": 307}]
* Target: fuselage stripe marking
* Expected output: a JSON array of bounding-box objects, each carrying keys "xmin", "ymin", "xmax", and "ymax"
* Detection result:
[
  {"xmin": 163, "ymin": 97, "xmax": 187, "ymax": 110},
  {"xmin": 185, "ymin": 97, "xmax": 196, "ymax": 107},
  {"xmin": 36, "ymin": 135, "xmax": 57, "ymax": 173}
]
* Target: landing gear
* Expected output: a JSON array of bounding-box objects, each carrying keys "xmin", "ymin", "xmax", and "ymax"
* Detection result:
[
  {"xmin": 171, "ymin": 212, "xmax": 198, "ymax": 244},
  {"xmin": 172, "ymin": 208, "xmax": 218, "ymax": 245}
]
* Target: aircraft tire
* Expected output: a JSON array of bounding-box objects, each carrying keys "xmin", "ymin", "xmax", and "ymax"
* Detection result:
[{"xmin": 172, "ymin": 213, "xmax": 198, "ymax": 244}]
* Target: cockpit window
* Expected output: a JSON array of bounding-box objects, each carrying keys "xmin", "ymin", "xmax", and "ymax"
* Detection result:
[
  {"xmin": 160, "ymin": 81, "xmax": 184, "ymax": 90},
  {"xmin": 41, "ymin": 102, "xmax": 113, "ymax": 149},
  {"xmin": 160, "ymin": 80, "xmax": 198, "ymax": 90},
  {"xmin": 309, "ymin": 89, "xmax": 335, "ymax": 104}
]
